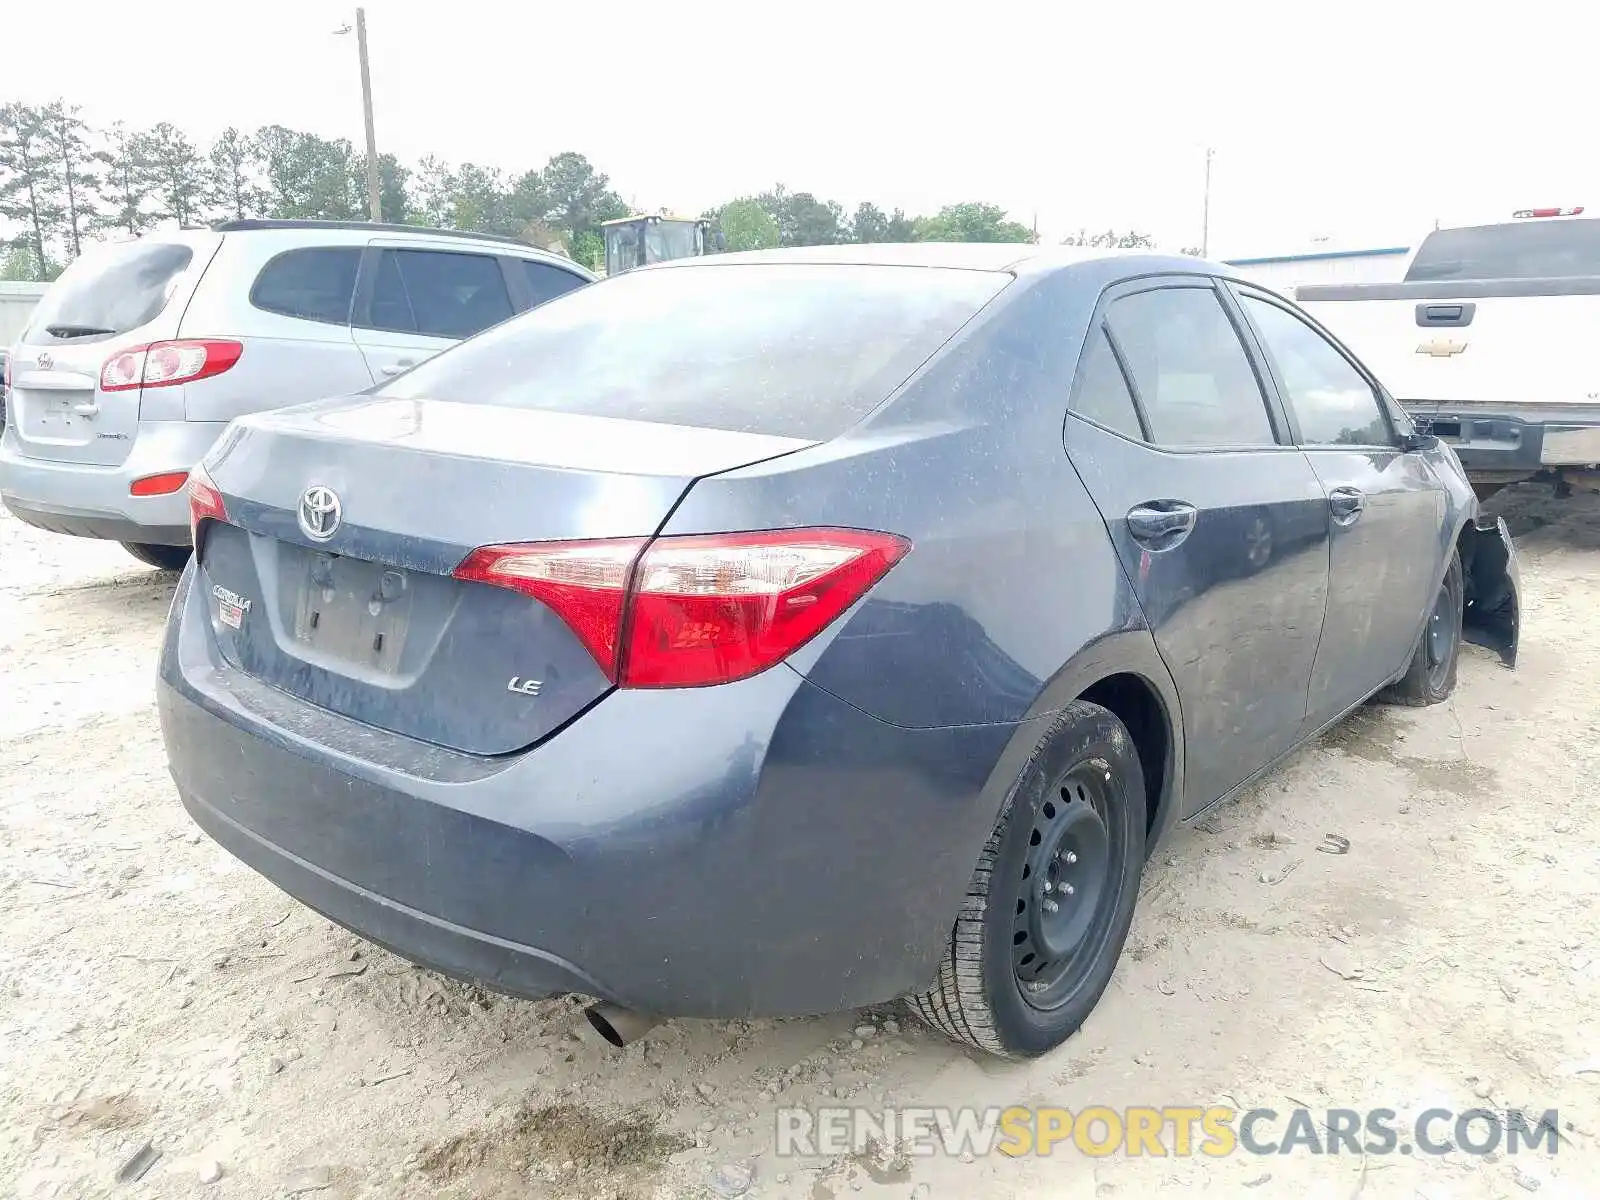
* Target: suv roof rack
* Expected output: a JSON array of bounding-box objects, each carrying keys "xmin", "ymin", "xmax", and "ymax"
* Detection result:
[{"xmin": 209, "ymin": 218, "xmax": 533, "ymax": 248}]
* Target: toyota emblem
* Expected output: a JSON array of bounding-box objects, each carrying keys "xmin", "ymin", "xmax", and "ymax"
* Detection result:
[{"xmin": 298, "ymin": 485, "xmax": 342, "ymax": 542}]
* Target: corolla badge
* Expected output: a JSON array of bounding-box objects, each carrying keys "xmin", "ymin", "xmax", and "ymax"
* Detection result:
[
  {"xmin": 211, "ymin": 584, "xmax": 252, "ymax": 630},
  {"xmin": 298, "ymin": 485, "xmax": 342, "ymax": 542}
]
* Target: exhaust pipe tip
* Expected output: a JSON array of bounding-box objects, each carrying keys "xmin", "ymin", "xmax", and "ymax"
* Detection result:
[{"xmin": 584, "ymin": 1001, "xmax": 662, "ymax": 1048}]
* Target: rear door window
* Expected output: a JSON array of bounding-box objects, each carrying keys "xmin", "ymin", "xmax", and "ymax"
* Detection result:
[
  {"xmin": 1106, "ymin": 286, "xmax": 1277, "ymax": 448},
  {"xmin": 363, "ymin": 249, "xmax": 513, "ymax": 339},
  {"xmin": 1239, "ymin": 295, "xmax": 1392, "ymax": 447},
  {"xmin": 27, "ymin": 242, "xmax": 194, "ymax": 342},
  {"xmin": 520, "ymin": 259, "xmax": 589, "ymax": 308},
  {"xmin": 250, "ymin": 247, "xmax": 360, "ymax": 325},
  {"xmin": 1070, "ymin": 327, "xmax": 1145, "ymax": 440},
  {"xmin": 379, "ymin": 262, "xmax": 1009, "ymax": 439}
]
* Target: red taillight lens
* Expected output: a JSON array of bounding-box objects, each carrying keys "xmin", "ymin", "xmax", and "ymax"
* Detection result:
[
  {"xmin": 454, "ymin": 528, "xmax": 911, "ymax": 688},
  {"xmin": 187, "ymin": 463, "xmax": 228, "ymax": 544},
  {"xmin": 100, "ymin": 340, "xmax": 243, "ymax": 392},
  {"xmin": 130, "ymin": 470, "xmax": 190, "ymax": 497},
  {"xmin": 454, "ymin": 538, "xmax": 647, "ymax": 677}
]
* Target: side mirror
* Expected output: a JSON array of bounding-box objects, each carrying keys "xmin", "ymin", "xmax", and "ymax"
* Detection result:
[{"xmin": 1400, "ymin": 431, "xmax": 1439, "ymax": 453}]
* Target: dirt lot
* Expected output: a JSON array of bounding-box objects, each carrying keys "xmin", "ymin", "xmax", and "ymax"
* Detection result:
[{"xmin": 3, "ymin": 488, "xmax": 1600, "ymax": 1200}]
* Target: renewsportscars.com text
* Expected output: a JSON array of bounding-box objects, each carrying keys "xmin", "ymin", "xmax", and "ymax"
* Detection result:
[{"xmin": 775, "ymin": 1105, "xmax": 1560, "ymax": 1159}]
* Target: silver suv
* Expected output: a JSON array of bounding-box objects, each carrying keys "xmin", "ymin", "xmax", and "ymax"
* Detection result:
[{"xmin": 0, "ymin": 220, "xmax": 594, "ymax": 569}]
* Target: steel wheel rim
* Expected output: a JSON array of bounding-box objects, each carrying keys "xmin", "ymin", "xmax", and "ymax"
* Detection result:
[
  {"xmin": 1012, "ymin": 758, "xmax": 1121, "ymax": 1011},
  {"xmin": 1425, "ymin": 581, "xmax": 1456, "ymax": 683}
]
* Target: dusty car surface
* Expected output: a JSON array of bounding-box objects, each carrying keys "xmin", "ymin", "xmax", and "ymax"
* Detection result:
[{"xmin": 157, "ymin": 243, "xmax": 1520, "ymax": 1059}]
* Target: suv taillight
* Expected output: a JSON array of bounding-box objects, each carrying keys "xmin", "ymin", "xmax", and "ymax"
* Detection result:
[
  {"xmin": 101, "ymin": 340, "xmax": 243, "ymax": 392},
  {"xmin": 454, "ymin": 528, "xmax": 911, "ymax": 688}
]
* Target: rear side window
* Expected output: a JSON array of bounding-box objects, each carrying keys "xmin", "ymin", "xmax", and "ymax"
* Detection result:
[
  {"xmin": 1070, "ymin": 328, "xmax": 1144, "ymax": 440},
  {"xmin": 379, "ymin": 263, "xmax": 1009, "ymax": 440},
  {"xmin": 365, "ymin": 249, "xmax": 513, "ymax": 339},
  {"xmin": 28, "ymin": 242, "xmax": 194, "ymax": 341},
  {"xmin": 250, "ymin": 247, "xmax": 360, "ymax": 325},
  {"xmin": 1107, "ymin": 287, "xmax": 1276, "ymax": 448},
  {"xmin": 1405, "ymin": 219, "xmax": 1600, "ymax": 282},
  {"xmin": 1240, "ymin": 296, "xmax": 1391, "ymax": 447},
  {"xmin": 521, "ymin": 259, "xmax": 589, "ymax": 307}
]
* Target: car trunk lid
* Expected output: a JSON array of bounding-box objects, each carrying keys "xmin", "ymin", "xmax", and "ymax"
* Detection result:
[{"xmin": 195, "ymin": 396, "xmax": 814, "ymax": 755}]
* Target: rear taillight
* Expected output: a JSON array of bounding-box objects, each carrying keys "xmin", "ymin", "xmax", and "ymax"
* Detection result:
[
  {"xmin": 187, "ymin": 463, "xmax": 228, "ymax": 544},
  {"xmin": 454, "ymin": 528, "xmax": 911, "ymax": 688},
  {"xmin": 101, "ymin": 340, "xmax": 243, "ymax": 392},
  {"xmin": 130, "ymin": 470, "xmax": 190, "ymax": 497}
]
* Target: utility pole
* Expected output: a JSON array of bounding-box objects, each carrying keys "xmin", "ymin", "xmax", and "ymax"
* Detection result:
[
  {"xmin": 1201, "ymin": 146, "xmax": 1214, "ymax": 258},
  {"xmin": 356, "ymin": 8, "xmax": 382, "ymax": 222}
]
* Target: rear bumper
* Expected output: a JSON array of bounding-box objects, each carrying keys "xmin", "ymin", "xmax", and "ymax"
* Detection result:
[
  {"xmin": 0, "ymin": 420, "xmax": 226, "ymax": 545},
  {"xmin": 1402, "ymin": 401, "xmax": 1600, "ymax": 472},
  {"xmin": 157, "ymin": 563, "xmax": 1022, "ymax": 1018}
]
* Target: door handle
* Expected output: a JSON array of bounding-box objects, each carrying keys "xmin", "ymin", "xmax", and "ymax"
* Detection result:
[
  {"xmin": 1329, "ymin": 486, "xmax": 1366, "ymax": 524},
  {"xmin": 379, "ymin": 359, "xmax": 416, "ymax": 377},
  {"xmin": 1126, "ymin": 500, "xmax": 1198, "ymax": 547},
  {"xmin": 71, "ymin": 401, "xmax": 99, "ymax": 417}
]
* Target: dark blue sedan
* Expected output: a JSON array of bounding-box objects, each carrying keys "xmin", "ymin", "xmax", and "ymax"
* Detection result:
[{"xmin": 158, "ymin": 243, "xmax": 1520, "ymax": 1058}]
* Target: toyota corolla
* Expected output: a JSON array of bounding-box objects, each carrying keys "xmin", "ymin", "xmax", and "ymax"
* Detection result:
[{"xmin": 158, "ymin": 244, "xmax": 1520, "ymax": 1058}]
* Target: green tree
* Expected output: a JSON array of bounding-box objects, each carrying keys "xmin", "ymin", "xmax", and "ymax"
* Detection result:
[
  {"xmin": 758, "ymin": 185, "xmax": 844, "ymax": 246},
  {"xmin": 884, "ymin": 208, "xmax": 915, "ymax": 241},
  {"xmin": 717, "ymin": 197, "xmax": 780, "ymax": 251},
  {"xmin": 256, "ymin": 125, "xmax": 360, "ymax": 221},
  {"xmin": 914, "ymin": 203, "xmax": 1033, "ymax": 243},
  {"xmin": 349, "ymin": 152, "xmax": 410, "ymax": 223},
  {"xmin": 131, "ymin": 122, "xmax": 208, "ymax": 226},
  {"xmin": 442, "ymin": 162, "xmax": 511, "ymax": 233},
  {"xmin": 407, "ymin": 154, "xmax": 456, "ymax": 226},
  {"xmin": 39, "ymin": 101, "xmax": 99, "ymax": 257},
  {"xmin": 850, "ymin": 201, "xmax": 889, "ymax": 243},
  {"xmin": 535, "ymin": 152, "xmax": 628, "ymax": 246},
  {"xmin": 96, "ymin": 122, "xmax": 155, "ymax": 236},
  {"xmin": 208, "ymin": 127, "xmax": 269, "ymax": 221},
  {"xmin": 569, "ymin": 229, "xmax": 604, "ymax": 270},
  {"xmin": 0, "ymin": 102, "xmax": 63, "ymax": 278},
  {"xmin": 1, "ymin": 243, "xmax": 44, "ymax": 280}
]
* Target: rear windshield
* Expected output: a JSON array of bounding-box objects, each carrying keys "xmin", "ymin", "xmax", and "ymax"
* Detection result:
[
  {"xmin": 26, "ymin": 241, "xmax": 195, "ymax": 342},
  {"xmin": 379, "ymin": 263, "xmax": 1009, "ymax": 439},
  {"xmin": 1405, "ymin": 219, "xmax": 1600, "ymax": 282}
]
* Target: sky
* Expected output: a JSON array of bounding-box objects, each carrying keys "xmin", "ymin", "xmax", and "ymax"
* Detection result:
[{"xmin": 4, "ymin": 0, "xmax": 1595, "ymax": 257}]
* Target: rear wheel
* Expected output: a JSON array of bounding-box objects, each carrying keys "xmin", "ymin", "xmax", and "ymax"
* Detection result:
[
  {"xmin": 908, "ymin": 700, "xmax": 1146, "ymax": 1058},
  {"xmin": 1380, "ymin": 551, "xmax": 1463, "ymax": 706},
  {"xmin": 122, "ymin": 542, "xmax": 191, "ymax": 572}
]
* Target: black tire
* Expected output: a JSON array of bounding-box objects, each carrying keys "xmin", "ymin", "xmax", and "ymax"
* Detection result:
[
  {"xmin": 1379, "ymin": 551, "xmax": 1463, "ymax": 707},
  {"xmin": 122, "ymin": 542, "xmax": 192, "ymax": 572},
  {"xmin": 907, "ymin": 699, "xmax": 1146, "ymax": 1058}
]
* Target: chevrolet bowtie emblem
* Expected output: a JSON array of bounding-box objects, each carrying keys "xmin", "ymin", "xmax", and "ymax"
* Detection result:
[{"xmin": 1417, "ymin": 338, "xmax": 1468, "ymax": 357}]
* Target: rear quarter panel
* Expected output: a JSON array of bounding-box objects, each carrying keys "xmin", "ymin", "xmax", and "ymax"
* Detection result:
[
  {"xmin": 178, "ymin": 234, "xmax": 375, "ymax": 423},
  {"xmin": 662, "ymin": 262, "xmax": 1187, "ymax": 852}
]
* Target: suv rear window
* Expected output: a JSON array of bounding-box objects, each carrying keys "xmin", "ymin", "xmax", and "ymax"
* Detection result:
[
  {"xmin": 26, "ymin": 242, "xmax": 194, "ymax": 342},
  {"xmin": 1405, "ymin": 219, "xmax": 1600, "ymax": 281},
  {"xmin": 379, "ymin": 263, "xmax": 1009, "ymax": 439}
]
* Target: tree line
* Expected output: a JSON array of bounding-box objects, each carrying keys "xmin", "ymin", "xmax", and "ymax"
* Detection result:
[{"xmin": 0, "ymin": 98, "xmax": 1161, "ymax": 280}]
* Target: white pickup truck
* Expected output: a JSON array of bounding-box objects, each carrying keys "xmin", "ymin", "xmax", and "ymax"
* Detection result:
[{"xmin": 1296, "ymin": 209, "xmax": 1600, "ymax": 498}]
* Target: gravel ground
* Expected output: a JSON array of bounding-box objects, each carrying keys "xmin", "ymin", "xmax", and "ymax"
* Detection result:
[{"xmin": 3, "ymin": 486, "xmax": 1599, "ymax": 1199}]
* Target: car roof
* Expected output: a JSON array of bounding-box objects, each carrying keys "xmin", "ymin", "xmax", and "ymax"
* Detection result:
[{"xmin": 654, "ymin": 241, "xmax": 1222, "ymax": 277}]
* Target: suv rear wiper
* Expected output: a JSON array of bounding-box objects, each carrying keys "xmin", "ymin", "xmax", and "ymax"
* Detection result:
[{"xmin": 45, "ymin": 323, "xmax": 116, "ymax": 338}]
